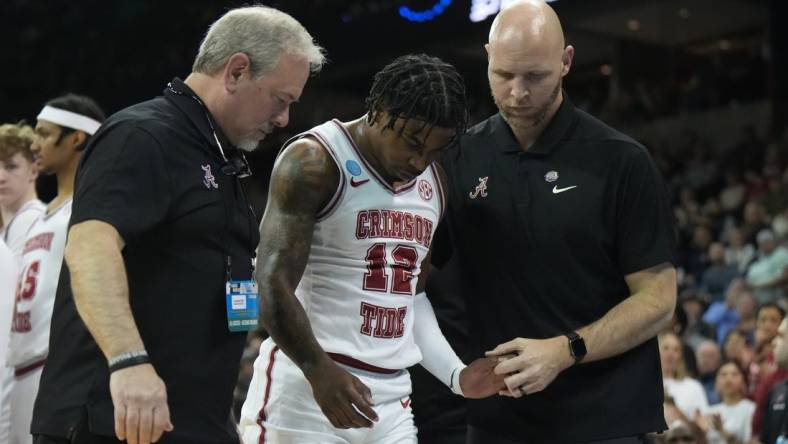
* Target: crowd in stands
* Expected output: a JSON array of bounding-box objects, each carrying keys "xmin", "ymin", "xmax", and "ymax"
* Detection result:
[{"xmin": 646, "ymin": 124, "xmax": 788, "ymax": 443}]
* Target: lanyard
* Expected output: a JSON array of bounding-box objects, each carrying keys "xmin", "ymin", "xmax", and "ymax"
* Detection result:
[{"xmin": 166, "ymin": 82, "xmax": 257, "ymax": 278}]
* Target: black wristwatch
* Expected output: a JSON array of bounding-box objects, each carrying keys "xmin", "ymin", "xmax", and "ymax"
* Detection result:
[{"xmin": 565, "ymin": 332, "xmax": 587, "ymax": 364}]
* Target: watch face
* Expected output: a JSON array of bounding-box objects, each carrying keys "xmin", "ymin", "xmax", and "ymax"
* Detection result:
[{"xmin": 570, "ymin": 336, "xmax": 587, "ymax": 358}]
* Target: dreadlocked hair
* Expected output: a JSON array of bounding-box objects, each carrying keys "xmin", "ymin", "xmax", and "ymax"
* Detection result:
[{"xmin": 365, "ymin": 53, "xmax": 469, "ymax": 143}]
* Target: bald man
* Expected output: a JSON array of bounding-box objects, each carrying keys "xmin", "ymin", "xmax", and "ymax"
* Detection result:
[{"xmin": 431, "ymin": 1, "xmax": 677, "ymax": 442}]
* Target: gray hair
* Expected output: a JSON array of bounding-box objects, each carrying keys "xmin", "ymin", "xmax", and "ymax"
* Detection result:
[{"xmin": 193, "ymin": 5, "xmax": 325, "ymax": 79}]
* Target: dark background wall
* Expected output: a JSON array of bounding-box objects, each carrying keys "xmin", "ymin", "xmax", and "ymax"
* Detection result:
[{"xmin": 1, "ymin": 0, "xmax": 781, "ymax": 208}]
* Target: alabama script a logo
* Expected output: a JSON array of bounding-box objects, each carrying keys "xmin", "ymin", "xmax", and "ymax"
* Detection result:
[
  {"xmin": 469, "ymin": 176, "xmax": 488, "ymax": 199},
  {"xmin": 202, "ymin": 164, "xmax": 219, "ymax": 189}
]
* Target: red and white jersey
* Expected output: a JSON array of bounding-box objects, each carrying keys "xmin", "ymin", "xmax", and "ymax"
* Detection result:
[
  {"xmin": 0, "ymin": 240, "xmax": 17, "ymax": 372},
  {"xmin": 286, "ymin": 119, "xmax": 445, "ymax": 372},
  {"xmin": 8, "ymin": 199, "xmax": 71, "ymax": 368},
  {"xmin": 1, "ymin": 199, "xmax": 46, "ymax": 266}
]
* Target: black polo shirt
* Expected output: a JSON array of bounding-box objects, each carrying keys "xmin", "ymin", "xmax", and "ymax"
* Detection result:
[
  {"xmin": 761, "ymin": 380, "xmax": 788, "ymax": 444},
  {"xmin": 32, "ymin": 78, "xmax": 259, "ymax": 444},
  {"xmin": 436, "ymin": 95, "xmax": 675, "ymax": 443}
]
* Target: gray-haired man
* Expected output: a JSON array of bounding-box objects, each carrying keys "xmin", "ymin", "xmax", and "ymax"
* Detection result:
[{"xmin": 32, "ymin": 6, "xmax": 324, "ymax": 444}]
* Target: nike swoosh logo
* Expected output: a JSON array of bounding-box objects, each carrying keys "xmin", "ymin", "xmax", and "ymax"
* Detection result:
[
  {"xmin": 400, "ymin": 398, "xmax": 411, "ymax": 409},
  {"xmin": 552, "ymin": 185, "xmax": 577, "ymax": 194},
  {"xmin": 350, "ymin": 177, "xmax": 370, "ymax": 187}
]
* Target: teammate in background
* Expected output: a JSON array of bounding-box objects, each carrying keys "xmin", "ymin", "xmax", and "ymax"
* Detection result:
[
  {"xmin": 0, "ymin": 239, "xmax": 16, "ymax": 367},
  {"xmin": 0, "ymin": 122, "xmax": 44, "ymax": 263},
  {"xmin": 0, "ymin": 238, "xmax": 19, "ymax": 444},
  {"xmin": 4, "ymin": 94, "xmax": 104, "ymax": 444},
  {"xmin": 0, "ymin": 121, "xmax": 43, "ymax": 444},
  {"xmin": 240, "ymin": 54, "xmax": 504, "ymax": 444}
]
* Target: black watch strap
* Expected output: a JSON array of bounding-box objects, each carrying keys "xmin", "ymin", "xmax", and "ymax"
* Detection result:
[{"xmin": 565, "ymin": 331, "xmax": 587, "ymax": 364}]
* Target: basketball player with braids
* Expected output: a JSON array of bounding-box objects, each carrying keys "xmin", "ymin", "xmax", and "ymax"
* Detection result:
[{"xmin": 240, "ymin": 54, "xmax": 504, "ymax": 444}]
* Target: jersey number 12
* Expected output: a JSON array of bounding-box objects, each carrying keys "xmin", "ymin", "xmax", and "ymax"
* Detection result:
[{"xmin": 363, "ymin": 243, "xmax": 418, "ymax": 295}]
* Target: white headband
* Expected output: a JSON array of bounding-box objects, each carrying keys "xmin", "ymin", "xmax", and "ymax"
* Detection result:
[{"xmin": 36, "ymin": 106, "xmax": 101, "ymax": 135}]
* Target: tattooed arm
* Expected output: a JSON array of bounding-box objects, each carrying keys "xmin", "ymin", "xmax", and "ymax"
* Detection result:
[{"xmin": 256, "ymin": 137, "xmax": 378, "ymax": 428}]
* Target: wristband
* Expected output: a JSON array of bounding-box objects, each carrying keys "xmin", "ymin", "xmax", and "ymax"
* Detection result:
[
  {"xmin": 449, "ymin": 365, "xmax": 467, "ymax": 397},
  {"xmin": 108, "ymin": 350, "xmax": 150, "ymax": 373}
]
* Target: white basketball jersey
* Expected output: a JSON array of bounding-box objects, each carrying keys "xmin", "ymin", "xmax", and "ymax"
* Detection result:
[
  {"xmin": 0, "ymin": 240, "xmax": 17, "ymax": 373},
  {"xmin": 8, "ymin": 199, "xmax": 72, "ymax": 367},
  {"xmin": 288, "ymin": 119, "xmax": 445, "ymax": 372},
  {"xmin": 1, "ymin": 199, "xmax": 46, "ymax": 266}
]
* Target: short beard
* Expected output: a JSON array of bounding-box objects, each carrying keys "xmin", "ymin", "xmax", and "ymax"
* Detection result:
[
  {"xmin": 236, "ymin": 138, "xmax": 261, "ymax": 152},
  {"xmin": 496, "ymin": 77, "xmax": 562, "ymax": 130}
]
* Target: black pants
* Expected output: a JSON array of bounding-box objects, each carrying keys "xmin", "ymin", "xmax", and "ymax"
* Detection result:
[
  {"xmin": 34, "ymin": 434, "xmax": 122, "ymax": 444},
  {"xmin": 34, "ymin": 411, "xmax": 123, "ymax": 444},
  {"xmin": 418, "ymin": 427, "xmax": 468, "ymax": 444},
  {"xmin": 467, "ymin": 425, "xmax": 647, "ymax": 444}
]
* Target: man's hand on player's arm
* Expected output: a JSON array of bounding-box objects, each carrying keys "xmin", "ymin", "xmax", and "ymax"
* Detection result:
[{"xmin": 256, "ymin": 139, "xmax": 378, "ymax": 429}]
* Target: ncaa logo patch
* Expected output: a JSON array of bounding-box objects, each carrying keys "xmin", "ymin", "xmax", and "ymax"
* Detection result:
[
  {"xmin": 346, "ymin": 160, "xmax": 362, "ymax": 176},
  {"xmin": 418, "ymin": 179, "xmax": 433, "ymax": 201},
  {"xmin": 544, "ymin": 170, "xmax": 559, "ymax": 182}
]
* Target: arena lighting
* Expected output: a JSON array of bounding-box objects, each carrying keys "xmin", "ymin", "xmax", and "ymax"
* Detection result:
[
  {"xmin": 399, "ymin": 0, "xmax": 453, "ymax": 22},
  {"xmin": 470, "ymin": 0, "xmax": 558, "ymax": 23}
]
